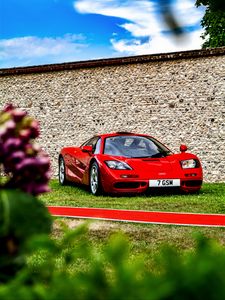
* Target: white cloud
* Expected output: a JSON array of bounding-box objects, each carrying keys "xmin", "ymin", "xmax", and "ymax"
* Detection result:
[
  {"xmin": 75, "ymin": 0, "xmax": 155, "ymax": 21},
  {"xmin": 75, "ymin": 0, "xmax": 161, "ymax": 37},
  {"xmin": 74, "ymin": 0, "xmax": 205, "ymax": 55},
  {"xmin": 111, "ymin": 29, "xmax": 204, "ymax": 55},
  {"xmin": 171, "ymin": 0, "xmax": 205, "ymax": 27},
  {"xmin": 0, "ymin": 34, "xmax": 88, "ymax": 68}
]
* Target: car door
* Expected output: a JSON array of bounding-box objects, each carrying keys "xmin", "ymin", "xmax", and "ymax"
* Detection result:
[{"xmin": 75, "ymin": 136, "xmax": 100, "ymax": 182}]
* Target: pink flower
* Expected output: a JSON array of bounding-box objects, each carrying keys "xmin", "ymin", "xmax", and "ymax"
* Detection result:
[
  {"xmin": 11, "ymin": 109, "xmax": 27, "ymax": 122},
  {"xmin": 3, "ymin": 104, "xmax": 14, "ymax": 112},
  {"xmin": 0, "ymin": 104, "xmax": 50, "ymax": 196}
]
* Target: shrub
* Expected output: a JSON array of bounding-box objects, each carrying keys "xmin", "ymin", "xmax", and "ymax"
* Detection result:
[
  {"xmin": 1, "ymin": 226, "xmax": 225, "ymax": 300},
  {"xmin": 0, "ymin": 104, "xmax": 52, "ymax": 282}
]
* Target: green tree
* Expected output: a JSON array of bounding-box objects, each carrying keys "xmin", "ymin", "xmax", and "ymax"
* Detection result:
[{"xmin": 196, "ymin": 0, "xmax": 225, "ymax": 48}]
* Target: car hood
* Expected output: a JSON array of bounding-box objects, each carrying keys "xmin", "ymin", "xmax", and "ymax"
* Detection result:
[{"xmin": 101, "ymin": 153, "xmax": 198, "ymax": 178}]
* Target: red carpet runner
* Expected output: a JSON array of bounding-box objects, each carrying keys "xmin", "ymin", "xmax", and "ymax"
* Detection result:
[{"xmin": 47, "ymin": 206, "xmax": 225, "ymax": 227}]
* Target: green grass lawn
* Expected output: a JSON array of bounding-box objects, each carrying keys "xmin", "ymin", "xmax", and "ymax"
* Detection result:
[
  {"xmin": 40, "ymin": 180, "xmax": 225, "ymax": 214},
  {"xmin": 40, "ymin": 180, "xmax": 225, "ymax": 247},
  {"xmin": 38, "ymin": 180, "xmax": 225, "ymax": 271}
]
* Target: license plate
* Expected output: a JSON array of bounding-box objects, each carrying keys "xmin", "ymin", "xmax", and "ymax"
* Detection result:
[{"xmin": 149, "ymin": 179, "xmax": 180, "ymax": 187}]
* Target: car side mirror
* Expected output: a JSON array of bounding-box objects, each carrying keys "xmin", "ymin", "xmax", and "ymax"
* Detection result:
[
  {"xmin": 180, "ymin": 144, "xmax": 188, "ymax": 153},
  {"xmin": 81, "ymin": 145, "xmax": 93, "ymax": 153}
]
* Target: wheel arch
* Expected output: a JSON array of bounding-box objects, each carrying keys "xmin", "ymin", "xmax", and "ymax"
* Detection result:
[
  {"xmin": 89, "ymin": 157, "xmax": 97, "ymax": 166},
  {"xmin": 88, "ymin": 158, "xmax": 98, "ymax": 179},
  {"xmin": 89, "ymin": 159, "xmax": 103, "ymax": 195},
  {"xmin": 58, "ymin": 153, "xmax": 63, "ymax": 162}
]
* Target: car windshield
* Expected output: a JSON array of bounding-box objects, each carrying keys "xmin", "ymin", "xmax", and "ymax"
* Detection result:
[{"xmin": 104, "ymin": 135, "xmax": 172, "ymax": 158}]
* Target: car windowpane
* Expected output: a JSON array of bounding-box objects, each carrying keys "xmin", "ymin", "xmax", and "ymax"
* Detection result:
[
  {"xmin": 94, "ymin": 138, "xmax": 101, "ymax": 154},
  {"xmin": 104, "ymin": 136, "xmax": 171, "ymax": 158},
  {"xmin": 83, "ymin": 137, "xmax": 98, "ymax": 146}
]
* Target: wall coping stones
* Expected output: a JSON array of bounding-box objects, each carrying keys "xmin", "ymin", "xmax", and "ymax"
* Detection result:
[{"xmin": 1, "ymin": 47, "xmax": 225, "ymax": 76}]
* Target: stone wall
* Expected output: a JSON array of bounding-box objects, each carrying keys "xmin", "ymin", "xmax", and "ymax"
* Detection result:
[{"xmin": 0, "ymin": 48, "xmax": 225, "ymax": 182}]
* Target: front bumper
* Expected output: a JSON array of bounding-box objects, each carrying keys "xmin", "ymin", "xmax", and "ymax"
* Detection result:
[{"xmin": 100, "ymin": 167, "xmax": 203, "ymax": 194}]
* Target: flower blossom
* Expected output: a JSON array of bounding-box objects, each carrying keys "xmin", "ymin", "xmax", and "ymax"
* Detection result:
[{"xmin": 0, "ymin": 104, "xmax": 50, "ymax": 196}]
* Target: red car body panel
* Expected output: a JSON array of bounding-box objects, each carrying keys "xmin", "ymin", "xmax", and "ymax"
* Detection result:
[{"xmin": 60, "ymin": 133, "xmax": 203, "ymax": 194}]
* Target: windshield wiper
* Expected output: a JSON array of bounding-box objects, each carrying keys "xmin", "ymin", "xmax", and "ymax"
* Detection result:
[
  {"xmin": 129, "ymin": 156, "xmax": 152, "ymax": 159},
  {"xmin": 128, "ymin": 151, "xmax": 171, "ymax": 159},
  {"xmin": 151, "ymin": 151, "xmax": 171, "ymax": 158}
]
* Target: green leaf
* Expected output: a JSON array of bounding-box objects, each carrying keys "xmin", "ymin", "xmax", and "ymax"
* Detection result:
[{"xmin": 0, "ymin": 189, "xmax": 52, "ymax": 242}]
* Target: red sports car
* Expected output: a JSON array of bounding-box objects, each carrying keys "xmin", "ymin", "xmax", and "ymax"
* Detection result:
[{"xmin": 59, "ymin": 132, "xmax": 203, "ymax": 195}]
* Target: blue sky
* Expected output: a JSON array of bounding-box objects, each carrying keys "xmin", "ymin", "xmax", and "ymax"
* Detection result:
[{"xmin": 0, "ymin": 0, "xmax": 205, "ymax": 68}]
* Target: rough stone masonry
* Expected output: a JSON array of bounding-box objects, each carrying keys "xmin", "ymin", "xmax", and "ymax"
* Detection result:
[{"xmin": 0, "ymin": 48, "xmax": 225, "ymax": 182}]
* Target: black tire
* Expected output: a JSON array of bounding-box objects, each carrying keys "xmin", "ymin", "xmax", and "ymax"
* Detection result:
[
  {"xmin": 89, "ymin": 162, "xmax": 103, "ymax": 195},
  {"xmin": 58, "ymin": 156, "xmax": 67, "ymax": 185}
]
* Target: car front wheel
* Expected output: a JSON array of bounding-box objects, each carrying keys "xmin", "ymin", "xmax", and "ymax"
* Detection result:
[
  {"xmin": 90, "ymin": 162, "xmax": 102, "ymax": 195},
  {"xmin": 59, "ymin": 156, "xmax": 67, "ymax": 185}
]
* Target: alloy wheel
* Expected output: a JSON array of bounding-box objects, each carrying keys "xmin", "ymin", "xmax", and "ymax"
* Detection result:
[
  {"xmin": 59, "ymin": 158, "xmax": 65, "ymax": 185},
  {"xmin": 90, "ymin": 164, "xmax": 99, "ymax": 194}
]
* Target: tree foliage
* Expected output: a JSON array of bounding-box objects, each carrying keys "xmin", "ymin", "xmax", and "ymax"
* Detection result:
[{"xmin": 196, "ymin": 0, "xmax": 225, "ymax": 48}]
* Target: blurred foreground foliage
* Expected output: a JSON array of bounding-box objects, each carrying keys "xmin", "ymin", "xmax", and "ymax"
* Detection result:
[
  {"xmin": 1, "ymin": 217, "xmax": 225, "ymax": 300},
  {"xmin": 0, "ymin": 105, "xmax": 52, "ymax": 282},
  {"xmin": 0, "ymin": 190, "xmax": 52, "ymax": 283}
]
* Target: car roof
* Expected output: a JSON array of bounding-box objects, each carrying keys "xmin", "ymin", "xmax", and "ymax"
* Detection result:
[{"xmin": 96, "ymin": 132, "xmax": 151, "ymax": 139}]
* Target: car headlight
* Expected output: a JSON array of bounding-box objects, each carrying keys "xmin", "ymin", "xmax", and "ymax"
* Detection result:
[
  {"xmin": 105, "ymin": 160, "xmax": 132, "ymax": 170},
  {"xmin": 181, "ymin": 159, "xmax": 198, "ymax": 169}
]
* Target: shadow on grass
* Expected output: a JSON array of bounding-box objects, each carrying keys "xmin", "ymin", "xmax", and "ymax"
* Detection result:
[{"xmin": 61, "ymin": 180, "xmax": 202, "ymax": 198}]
